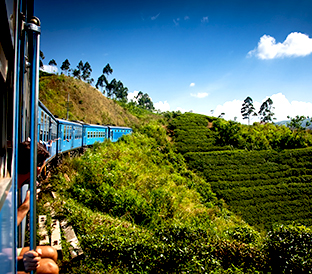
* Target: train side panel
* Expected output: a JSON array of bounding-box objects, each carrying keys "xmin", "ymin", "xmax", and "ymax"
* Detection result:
[
  {"xmin": 38, "ymin": 102, "xmax": 58, "ymax": 160},
  {"xmin": 57, "ymin": 119, "xmax": 83, "ymax": 153},
  {"xmin": 83, "ymin": 124, "xmax": 108, "ymax": 146},
  {"xmin": 108, "ymin": 126, "xmax": 133, "ymax": 142}
]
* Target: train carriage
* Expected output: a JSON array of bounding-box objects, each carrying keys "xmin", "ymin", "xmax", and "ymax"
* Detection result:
[
  {"xmin": 108, "ymin": 126, "xmax": 133, "ymax": 142},
  {"xmin": 38, "ymin": 101, "xmax": 58, "ymax": 160},
  {"xmin": 57, "ymin": 119, "xmax": 83, "ymax": 153},
  {"xmin": 83, "ymin": 124, "xmax": 109, "ymax": 146}
]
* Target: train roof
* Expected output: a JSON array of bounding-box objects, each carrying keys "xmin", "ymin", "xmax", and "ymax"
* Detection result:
[
  {"xmin": 108, "ymin": 126, "xmax": 133, "ymax": 130},
  {"xmin": 83, "ymin": 124, "xmax": 109, "ymax": 129},
  {"xmin": 56, "ymin": 118, "xmax": 83, "ymax": 126},
  {"xmin": 38, "ymin": 100, "xmax": 57, "ymax": 122}
]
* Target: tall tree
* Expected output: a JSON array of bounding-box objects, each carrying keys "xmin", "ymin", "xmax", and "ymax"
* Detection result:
[
  {"xmin": 74, "ymin": 60, "xmax": 84, "ymax": 79},
  {"xmin": 48, "ymin": 59, "xmax": 57, "ymax": 73},
  {"xmin": 82, "ymin": 61, "xmax": 92, "ymax": 82},
  {"xmin": 136, "ymin": 91, "xmax": 154, "ymax": 110},
  {"xmin": 102, "ymin": 63, "xmax": 113, "ymax": 86},
  {"xmin": 60, "ymin": 59, "xmax": 70, "ymax": 75},
  {"xmin": 287, "ymin": 115, "xmax": 311, "ymax": 131},
  {"xmin": 109, "ymin": 79, "xmax": 128, "ymax": 102},
  {"xmin": 48, "ymin": 59, "xmax": 57, "ymax": 66},
  {"xmin": 258, "ymin": 98, "xmax": 275, "ymax": 123},
  {"xmin": 241, "ymin": 96, "xmax": 257, "ymax": 125},
  {"xmin": 72, "ymin": 69, "xmax": 80, "ymax": 79},
  {"xmin": 106, "ymin": 78, "xmax": 117, "ymax": 98},
  {"xmin": 95, "ymin": 74, "xmax": 106, "ymax": 93},
  {"xmin": 103, "ymin": 63, "xmax": 113, "ymax": 77}
]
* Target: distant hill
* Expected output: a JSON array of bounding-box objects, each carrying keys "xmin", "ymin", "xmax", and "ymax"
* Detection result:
[
  {"xmin": 275, "ymin": 119, "xmax": 312, "ymax": 129},
  {"xmin": 39, "ymin": 74, "xmax": 140, "ymax": 127}
]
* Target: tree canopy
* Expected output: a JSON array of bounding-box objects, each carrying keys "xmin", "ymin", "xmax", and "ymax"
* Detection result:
[
  {"xmin": 60, "ymin": 59, "xmax": 71, "ymax": 75},
  {"xmin": 136, "ymin": 91, "xmax": 155, "ymax": 111},
  {"xmin": 241, "ymin": 96, "xmax": 257, "ymax": 125},
  {"xmin": 258, "ymin": 98, "xmax": 275, "ymax": 123}
]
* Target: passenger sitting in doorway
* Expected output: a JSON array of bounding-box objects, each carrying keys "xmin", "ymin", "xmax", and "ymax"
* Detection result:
[{"xmin": 17, "ymin": 141, "xmax": 59, "ymax": 274}]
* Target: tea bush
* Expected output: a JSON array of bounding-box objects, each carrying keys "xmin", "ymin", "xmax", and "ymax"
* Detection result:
[{"xmin": 265, "ymin": 224, "xmax": 312, "ymax": 272}]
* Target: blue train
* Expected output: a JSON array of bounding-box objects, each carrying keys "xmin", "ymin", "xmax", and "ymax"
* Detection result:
[
  {"xmin": 38, "ymin": 101, "xmax": 132, "ymax": 161},
  {"xmin": 0, "ymin": 1, "xmax": 132, "ymax": 272}
]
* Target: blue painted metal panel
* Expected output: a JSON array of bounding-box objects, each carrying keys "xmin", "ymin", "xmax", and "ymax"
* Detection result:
[
  {"xmin": 108, "ymin": 126, "xmax": 133, "ymax": 142},
  {"xmin": 38, "ymin": 102, "xmax": 58, "ymax": 160},
  {"xmin": 83, "ymin": 124, "xmax": 108, "ymax": 146},
  {"xmin": 57, "ymin": 119, "xmax": 83, "ymax": 153}
]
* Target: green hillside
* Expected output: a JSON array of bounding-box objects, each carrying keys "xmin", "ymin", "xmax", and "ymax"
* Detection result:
[
  {"xmin": 39, "ymin": 73, "xmax": 140, "ymax": 126},
  {"xmin": 37, "ymin": 77, "xmax": 312, "ymax": 273},
  {"xmin": 169, "ymin": 112, "xmax": 312, "ymax": 230},
  {"xmin": 168, "ymin": 112, "xmax": 312, "ymax": 152},
  {"xmin": 185, "ymin": 148, "xmax": 312, "ymax": 230}
]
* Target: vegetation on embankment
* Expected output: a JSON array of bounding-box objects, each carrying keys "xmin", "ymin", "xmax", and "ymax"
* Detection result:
[
  {"xmin": 38, "ymin": 123, "xmax": 312, "ymax": 273},
  {"xmin": 39, "ymin": 73, "xmax": 141, "ymax": 126},
  {"xmin": 38, "ymin": 75, "xmax": 312, "ymax": 272}
]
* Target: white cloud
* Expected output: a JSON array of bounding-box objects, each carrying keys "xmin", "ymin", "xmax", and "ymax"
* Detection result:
[
  {"xmin": 248, "ymin": 32, "xmax": 312, "ymax": 59},
  {"xmin": 191, "ymin": 92, "xmax": 209, "ymax": 98},
  {"xmin": 184, "ymin": 16, "xmax": 190, "ymax": 20},
  {"xmin": 213, "ymin": 99, "xmax": 244, "ymax": 123},
  {"xmin": 209, "ymin": 93, "xmax": 312, "ymax": 124},
  {"xmin": 154, "ymin": 101, "xmax": 170, "ymax": 112},
  {"xmin": 201, "ymin": 16, "xmax": 209, "ymax": 23},
  {"xmin": 42, "ymin": 65, "xmax": 58, "ymax": 74},
  {"xmin": 151, "ymin": 13, "xmax": 160, "ymax": 20},
  {"xmin": 190, "ymin": 83, "xmax": 195, "ymax": 87},
  {"xmin": 266, "ymin": 93, "xmax": 312, "ymax": 121},
  {"xmin": 127, "ymin": 90, "xmax": 139, "ymax": 102}
]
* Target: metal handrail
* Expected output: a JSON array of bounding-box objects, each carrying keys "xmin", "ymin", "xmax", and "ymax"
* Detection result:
[{"xmin": 25, "ymin": 17, "xmax": 41, "ymax": 274}]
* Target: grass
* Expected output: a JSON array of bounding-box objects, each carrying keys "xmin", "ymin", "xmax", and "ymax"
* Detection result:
[{"xmin": 39, "ymin": 74, "xmax": 140, "ymax": 126}]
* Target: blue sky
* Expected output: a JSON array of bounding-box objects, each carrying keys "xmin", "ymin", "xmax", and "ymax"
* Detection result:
[{"xmin": 36, "ymin": 0, "xmax": 312, "ymax": 123}]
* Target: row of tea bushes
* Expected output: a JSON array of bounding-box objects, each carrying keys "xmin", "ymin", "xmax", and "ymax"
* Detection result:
[{"xmin": 185, "ymin": 147, "xmax": 312, "ymax": 230}]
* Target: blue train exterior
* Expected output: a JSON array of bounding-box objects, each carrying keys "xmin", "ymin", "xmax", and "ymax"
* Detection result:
[
  {"xmin": 38, "ymin": 102, "xmax": 133, "ymax": 155},
  {"xmin": 83, "ymin": 124, "xmax": 109, "ymax": 146},
  {"xmin": 108, "ymin": 126, "xmax": 133, "ymax": 142},
  {"xmin": 57, "ymin": 119, "xmax": 83, "ymax": 153},
  {"xmin": 38, "ymin": 101, "xmax": 58, "ymax": 160},
  {"xmin": 0, "ymin": 0, "xmax": 132, "ymax": 270}
]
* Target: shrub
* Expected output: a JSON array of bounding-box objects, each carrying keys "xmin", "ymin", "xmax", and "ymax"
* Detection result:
[{"xmin": 265, "ymin": 224, "xmax": 312, "ymax": 273}]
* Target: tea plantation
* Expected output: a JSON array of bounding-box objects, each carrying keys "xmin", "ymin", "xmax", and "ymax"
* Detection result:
[
  {"xmin": 185, "ymin": 148, "xmax": 312, "ymax": 230},
  {"xmin": 169, "ymin": 112, "xmax": 312, "ymax": 230}
]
